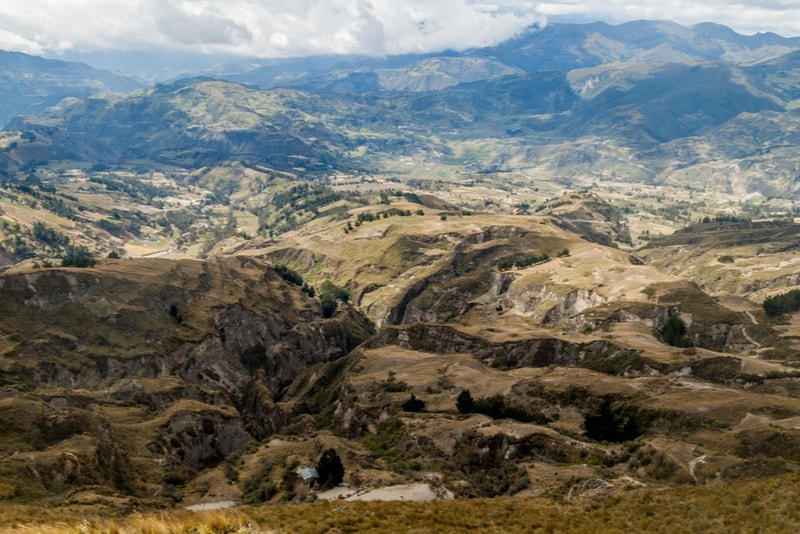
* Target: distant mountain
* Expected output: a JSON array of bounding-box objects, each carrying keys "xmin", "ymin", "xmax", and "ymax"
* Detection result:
[
  {"xmin": 6, "ymin": 51, "xmax": 794, "ymax": 173},
  {"xmin": 222, "ymin": 21, "xmax": 800, "ymax": 92},
  {"xmin": 0, "ymin": 50, "xmax": 142, "ymax": 127},
  {"xmin": 562, "ymin": 62, "xmax": 784, "ymax": 143},
  {"xmin": 8, "ymin": 78, "xmax": 356, "ymax": 171},
  {"xmin": 476, "ymin": 20, "xmax": 800, "ymax": 72},
  {"xmin": 7, "ymin": 19, "xmax": 800, "ymax": 196}
]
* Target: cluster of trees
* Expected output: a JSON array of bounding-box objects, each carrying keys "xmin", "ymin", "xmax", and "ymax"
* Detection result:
[
  {"xmin": 40, "ymin": 196, "xmax": 75, "ymax": 219},
  {"xmin": 456, "ymin": 389, "xmax": 549, "ymax": 424},
  {"xmin": 32, "ymin": 221, "xmax": 69, "ymax": 247},
  {"xmin": 89, "ymin": 174, "xmax": 171, "ymax": 203},
  {"xmin": 350, "ymin": 207, "xmax": 420, "ymax": 229},
  {"xmin": 60, "ymin": 244, "xmax": 95, "ymax": 267},
  {"xmin": 271, "ymin": 183, "xmax": 341, "ymax": 213},
  {"xmin": 318, "ymin": 280, "xmax": 350, "ymax": 318},
  {"xmin": 583, "ymin": 398, "xmax": 643, "ymax": 442},
  {"xmin": 497, "ymin": 251, "xmax": 557, "ymax": 271},
  {"xmin": 97, "ymin": 218, "xmax": 140, "ymax": 237},
  {"xmin": 763, "ymin": 289, "xmax": 800, "ymax": 317},
  {"xmin": 402, "ymin": 394, "xmax": 425, "ymax": 412},
  {"xmin": 274, "ymin": 264, "xmax": 316, "ymax": 297},
  {"xmin": 700, "ymin": 215, "xmax": 751, "ymax": 224},
  {"xmin": 28, "ymin": 221, "xmax": 95, "ymax": 267}
]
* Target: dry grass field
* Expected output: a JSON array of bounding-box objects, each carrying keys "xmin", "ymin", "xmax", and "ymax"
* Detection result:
[{"xmin": 3, "ymin": 472, "xmax": 800, "ymax": 533}]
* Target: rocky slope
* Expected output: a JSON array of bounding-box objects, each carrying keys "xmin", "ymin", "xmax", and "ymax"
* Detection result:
[
  {"xmin": 180, "ymin": 196, "xmax": 800, "ymax": 504},
  {"xmin": 2, "ymin": 195, "xmax": 800, "ymax": 510},
  {"xmin": 0, "ymin": 256, "xmax": 373, "ymax": 501}
]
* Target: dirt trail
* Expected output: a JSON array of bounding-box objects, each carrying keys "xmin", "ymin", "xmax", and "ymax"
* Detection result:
[
  {"xmin": 688, "ymin": 455, "xmax": 706, "ymax": 483},
  {"xmin": 317, "ymin": 483, "xmax": 451, "ymax": 502}
]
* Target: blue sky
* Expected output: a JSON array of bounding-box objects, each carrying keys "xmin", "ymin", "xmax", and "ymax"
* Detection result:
[{"xmin": 1, "ymin": 0, "xmax": 799, "ymax": 58}]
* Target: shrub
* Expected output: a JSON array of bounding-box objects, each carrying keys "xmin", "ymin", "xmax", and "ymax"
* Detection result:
[
  {"xmin": 402, "ymin": 394, "xmax": 425, "ymax": 412},
  {"xmin": 320, "ymin": 294, "xmax": 338, "ymax": 318},
  {"xmin": 319, "ymin": 280, "xmax": 350, "ymax": 302},
  {"xmin": 497, "ymin": 251, "xmax": 550, "ymax": 270}
]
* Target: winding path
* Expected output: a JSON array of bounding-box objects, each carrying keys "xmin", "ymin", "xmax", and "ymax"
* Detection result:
[{"xmin": 742, "ymin": 311, "xmax": 761, "ymax": 349}]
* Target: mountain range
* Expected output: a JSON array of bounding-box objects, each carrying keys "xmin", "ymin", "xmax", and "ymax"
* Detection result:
[{"xmin": 7, "ymin": 19, "xmax": 800, "ymax": 199}]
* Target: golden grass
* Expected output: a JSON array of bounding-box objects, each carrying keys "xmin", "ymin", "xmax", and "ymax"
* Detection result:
[{"xmin": 3, "ymin": 473, "xmax": 800, "ymax": 533}]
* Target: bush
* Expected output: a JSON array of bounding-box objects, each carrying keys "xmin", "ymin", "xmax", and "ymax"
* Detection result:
[
  {"xmin": 402, "ymin": 394, "xmax": 425, "ymax": 412},
  {"xmin": 319, "ymin": 280, "xmax": 350, "ymax": 302},
  {"xmin": 497, "ymin": 251, "xmax": 550, "ymax": 271},
  {"xmin": 320, "ymin": 294, "xmax": 338, "ymax": 318},
  {"xmin": 318, "ymin": 280, "xmax": 350, "ymax": 318},
  {"xmin": 32, "ymin": 221, "xmax": 69, "ymax": 247}
]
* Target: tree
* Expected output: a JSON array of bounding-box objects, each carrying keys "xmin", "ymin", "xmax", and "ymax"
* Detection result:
[
  {"xmin": 584, "ymin": 398, "xmax": 643, "ymax": 442},
  {"xmin": 402, "ymin": 394, "xmax": 425, "ymax": 412},
  {"xmin": 659, "ymin": 312, "xmax": 691, "ymax": 347},
  {"xmin": 456, "ymin": 389, "xmax": 475, "ymax": 414},
  {"xmin": 316, "ymin": 448, "xmax": 344, "ymax": 489},
  {"xmin": 61, "ymin": 245, "xmax": 95, "ymax": 268},
  {"xmin": 320, "ymin": 294, "xmax": 337, "ymax": 318}
]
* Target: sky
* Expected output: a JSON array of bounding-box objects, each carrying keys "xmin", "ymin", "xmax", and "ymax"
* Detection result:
[{"xmin": 2, "ymin": 0, "xmax": 800, "ymax": 59}]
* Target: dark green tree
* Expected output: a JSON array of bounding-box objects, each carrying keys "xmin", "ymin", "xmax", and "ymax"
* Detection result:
[
  {"xmin": 61, "ymin": 245, "xmax": 95, "ymax": 267},
  {"xmin": 584, "ymin": 398, "xmax": 643, "ymax": 443},
  {"xmin": 456, "ymin": 389, "xmax": 475, "ymax": 414},
  {"xmin": 320, "ymin": 294, "xmax": 337, "ymax": 318},
  {"xmin": 316, "ymin": 448, "xmax": 344, "ymax": 489},
  {"xmin": 659, "ymin": 312, "xmax": 691, "ymax": 347},
  {"xmin": 402, "ymin": 394, "xmax": 425, "ymax": 412}
]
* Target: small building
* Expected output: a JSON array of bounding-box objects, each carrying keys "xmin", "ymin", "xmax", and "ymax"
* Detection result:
[{"xmin": 298, "ymin": 466, "xmax": 319, "ymax": 488}]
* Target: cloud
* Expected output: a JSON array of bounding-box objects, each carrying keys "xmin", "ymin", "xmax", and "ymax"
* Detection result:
[
  {"xmin": 0, "ymin": 0, "xmax": 799, "ymax": 60},
  {"xmin": 0, "ymin": 0, "xmax": 542, "ymax": 57},
  {"xmin": 150, "ymin": 0, "xmax": 253, "ymax": 46}
]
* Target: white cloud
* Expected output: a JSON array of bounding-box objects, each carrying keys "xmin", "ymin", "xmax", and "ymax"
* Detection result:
[
  {"xmin": 0, "ymin": 0, "xmax": 799, "ymax": 59},
  {"xmin": 0, "ymin": 0, "xmax": 542, "ymax": 57}
]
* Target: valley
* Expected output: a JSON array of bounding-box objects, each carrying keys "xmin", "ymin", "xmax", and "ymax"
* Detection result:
[{"xmin": 2, "ymin": 18, "xmax": 800, "ymax": 533}]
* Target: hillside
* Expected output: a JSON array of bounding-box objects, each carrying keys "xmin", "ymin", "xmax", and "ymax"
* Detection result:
[
  {"xmin": 8, "ymin": 42, "xmax": 800, "ymax": 199},
  {"xmin": 3, "ymin": 18, "xmax": 800, "ymax": 529},
  {"xmin": 0, "ymin": 256, "xmax": 373, "ymax": 501},
  {"xmin": 2, "ymin": 194, "xmax": 800, "ymax": 514},
  {"xmin": 0, "ymin": 50, "xmax": 141, "ymax": 127}
]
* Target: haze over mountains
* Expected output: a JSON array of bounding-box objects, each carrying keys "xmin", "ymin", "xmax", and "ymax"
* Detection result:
[{"xmin": 5, "ymin": 19, "xmax": 800, "ymax": 529}]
